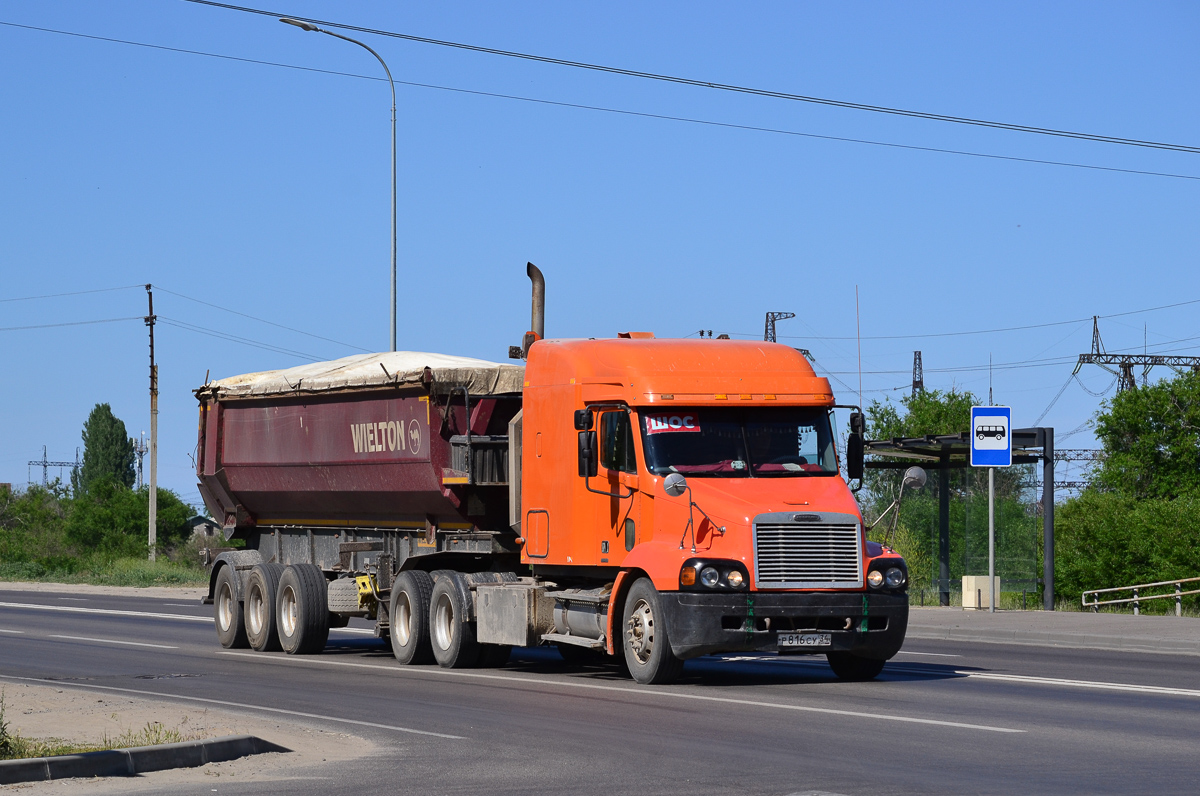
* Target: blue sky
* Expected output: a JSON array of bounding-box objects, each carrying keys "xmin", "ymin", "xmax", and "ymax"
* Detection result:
[{"xmin": 2, "ymin": 1, "xmax": 1197, "ymax": 501}]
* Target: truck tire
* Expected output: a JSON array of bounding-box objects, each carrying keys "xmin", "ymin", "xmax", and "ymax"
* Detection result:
[
  {"xmin": 429, "ymin": 573, "xmax": 479, "ymax": 669},
  {"xmin": 390, "ymin": 570, "xmax": 434, "ymax": 665},
  {"xmin": 826, "ymin": 652, "xmax": 886, "ymax": 681},
  {"xmin": 621, "ymin": 578, "xmax": 685, "ymax": 685},
  {"xmin": 214, "ymin": 565, "xmax": 249, "ymax": 649},
  {"xmin": 245, "ymin": 563, "xmax": 285, "ymax": 652},
  {"xmin": 277, "ymin": 564, "xmax": 330, "ymax": 655}
]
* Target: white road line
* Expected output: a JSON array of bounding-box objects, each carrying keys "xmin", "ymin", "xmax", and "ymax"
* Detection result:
[
  {"xmin": 893, "ymin": 651, "xmax": 963, "ymax": 658},
  {"xmin": 0, "ymin": 629, "xmax": 25, "ymax": 634},
  {"xmin": 162, "ymin": 603, "xmax": 198, "ymax": 608},
  {"xmin": 55, "ymin": 597, "xmax": 88, "ymax": 601},
  {"xmin": 0, "ymin": 601, "xmax": 211, "ymax": 623},
  {"xmin": 220, "ymin": 651, "xmax": 1025, "ymax": 734},
  {"xmin": 0, "ymin": 674, "xmax": 466, "ymax": 740},
  {"xmin": 957, "ymin": 670, "xmax": 1200, "ymax": 698},
  {"xmin": 48, "ymin": 634, "xmax": 179, "ymax": 649}
]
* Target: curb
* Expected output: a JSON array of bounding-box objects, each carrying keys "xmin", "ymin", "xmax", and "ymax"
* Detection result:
[
  {"xmin": 906, "ymin": 625, "xmax": 1200, "ymax": 657},
  {"xmin": 0, "ymin": 734, "xmax": 290, "ymax": 785}
]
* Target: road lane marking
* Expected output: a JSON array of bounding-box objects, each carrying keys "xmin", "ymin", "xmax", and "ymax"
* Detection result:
[
  {"xmin": 0, "ymin": 629, "xmax": 24, "ymax": 634},
  {"xmin": 162, "ymin": 603, "xmax": 198, "ymax": 608},
  {"xmin": 0, "ymin": 601, "xmax": 211, "ymax": 623},
  {"xmin": 49, "ymin": 635, "xmax": 178, "ymax": 649},
  {"xmin": 893, "ymin": 651, "xmax": 962, "ymax": 658},
  {"xmin": 0, "ymin": 674, "xmax": 466, "ymax": 740},
  {"xmin": 56, "ymin": 597, "xmax": 88, "ymax": 601},
  {"xmin": 943, "ymin": 670, "xmax": 1200, "ymax": 698},
  {"xmin": 219, "ymin": 651, "xmax": 1025, "ymax": 734}
]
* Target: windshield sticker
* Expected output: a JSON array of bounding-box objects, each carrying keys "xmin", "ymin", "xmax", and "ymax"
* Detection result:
[{"xmin": 644, "ymin": 413, "xmax": 701, "ymax": 434}]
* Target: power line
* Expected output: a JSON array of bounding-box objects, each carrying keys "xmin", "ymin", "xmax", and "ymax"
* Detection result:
[
  {"xmin": 185, "ymin": 1, "xmax": 1200, "ymax": 155},
  {"xmin": 0, "ymin": 316, "xmax": 143, "ymax": 332},
  {"xmin": 152, "ymin": 284, "xmax": 371, "ymax": 353},
  {"xmin": 0, "ymin": 284, "xmax": 144, "ymax": 303},
  {"xmin": 157, "ymin": 316, "xmax": 323, "ymax": 362},
  {"xmin": 6, "ymin": 20, "xmax": 1196, "ymax": 182}
]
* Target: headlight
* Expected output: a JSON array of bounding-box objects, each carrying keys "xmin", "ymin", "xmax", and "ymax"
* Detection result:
[
  {"xmin": 725, "ymin": 570, "xmax": 744, "ymax": 588},
  {"xmin": 885, "ymin": 567, "xmax": 906, "ymax": 588},
  {"xmin": 700, "ymin": 566, "xmax": 720, "ymax": 588},
  {"xmin": 867, "ymin": 570, "xmax": 884, "ymax": 588}
]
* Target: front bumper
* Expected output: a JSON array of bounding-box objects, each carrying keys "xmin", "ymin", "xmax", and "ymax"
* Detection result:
[{"xmin": 658, "ymin": 591, "xmax": 908, "ymax": 660}]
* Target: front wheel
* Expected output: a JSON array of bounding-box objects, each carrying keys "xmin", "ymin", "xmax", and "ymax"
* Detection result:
[
  {"xmin": 621, "ymin": 578, "xmax": 685, "ymax": 685},
  {"xmin": 826, "ymin": 652, "xmax": 886, "ymax": 681}
]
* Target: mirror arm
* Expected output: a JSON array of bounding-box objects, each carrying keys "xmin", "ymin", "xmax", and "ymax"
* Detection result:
[{"xmin": 583, "ymin": 476, "xmax": 634, "ymax": 499}]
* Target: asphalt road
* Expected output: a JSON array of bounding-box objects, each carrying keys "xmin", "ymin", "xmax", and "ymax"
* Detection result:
[{"xmin": 2, "ymin": 590, "xmax": 1199, "ymax": 795}]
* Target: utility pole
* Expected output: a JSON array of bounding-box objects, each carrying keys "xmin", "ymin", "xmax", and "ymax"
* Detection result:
[
  {"xmin": 145, "ymin": 285, "xmax": 158, "ymax": 562},
  {"xmin": 911, "ymin": 351, "xmax": 924, "ymax": 396}
]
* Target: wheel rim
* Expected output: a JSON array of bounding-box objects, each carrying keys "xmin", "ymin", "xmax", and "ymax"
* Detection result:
[
  {"xmin": 625, "ymin": 598, "xmax": 655, "ymax": 665},
  {"xmin": 247, "ymin": 584, "xmax": 265, "ymax": 636},
  {"xmin": 394, "ymin": 592, "xmax": 412, "ymax": 647},
  {"xmin": 280, "ymin": 584, "xmax": 298, "ymax": 637},
  {"xmin": 432, "ymin": 591, "xmax": 455, "ymax": 652},
  {"xmin": 217, "ymin": 581, "xmax": 234, "ymax": 632}
]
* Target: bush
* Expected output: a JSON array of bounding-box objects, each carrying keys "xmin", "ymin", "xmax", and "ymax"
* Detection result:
[{"xmin": 1055, "ymin": 488, "xmax": 1200, "ymax": 606}]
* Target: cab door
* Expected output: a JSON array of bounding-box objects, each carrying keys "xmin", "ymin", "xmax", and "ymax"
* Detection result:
[{"xmin": 594, "ymin": 408, "xmax": 642, "ymax": 564}]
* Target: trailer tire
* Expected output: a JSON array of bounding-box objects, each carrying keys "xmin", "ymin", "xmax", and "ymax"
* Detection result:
[
  {"xmin": 214, "ymin": 565, "xmax": 249, "ymax": 649},
  {"xmin": 390, "ymin": 570, "xmax": 434, "ymax": 665},
  {"xmin": 245, "ymin": 563, "xmax": 285, "ymax": 652},
  {"xmin": 826, "ymin": 652, "xmax": 886, "ymax": 681},
  {"xmin": 429, "ymin": 573, "xmax": 479, "ymax": 669},
  {"xmin": 277, "ymin": 564, "xmax": 330, "ymax": 655},
  {"xmin": 621, "ymin": 578, "xmax": 685, "ymax": 685}
]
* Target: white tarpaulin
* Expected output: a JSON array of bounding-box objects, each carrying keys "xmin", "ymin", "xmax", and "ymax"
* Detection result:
[{"xmin": 202, "ymin": 351, "xmax": 525, "ymax": 399}]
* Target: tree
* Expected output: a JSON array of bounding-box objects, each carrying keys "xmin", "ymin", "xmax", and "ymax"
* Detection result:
[
  {"xmin": 72, "ymin": 404, "xmax": 135, "ymax": 494},
  {"xmin": 1092, "ymin": 370, "xmax": 1200, "ymax": 500}
]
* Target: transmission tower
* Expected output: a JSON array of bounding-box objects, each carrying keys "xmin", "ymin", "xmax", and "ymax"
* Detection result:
[
  {"xmin": 1075, "ymin": 317, "xmax": 1200, "ymax": 391},
  {"xmin": 27, "ymin": 446, "xmax": 79, "ymax": 487},
  {"xmin": 911, "ymin": 351, "xmax": 924, "ymax": 396},
  {"xmin": 134, "ymin": 432, "xmax": 148, "ymax": 489},
  {"xmin": 764, "ymin": 311, "xmax": 795, "ymax": 343}
]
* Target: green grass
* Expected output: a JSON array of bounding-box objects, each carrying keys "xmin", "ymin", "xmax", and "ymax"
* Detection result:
[
  {"xmin": 0, "ymin": 556, "xmax": 207, "ymax": 588},
  {"xmin": 0, "ymin": 689, "xmax": 206, "ymax": 761}
]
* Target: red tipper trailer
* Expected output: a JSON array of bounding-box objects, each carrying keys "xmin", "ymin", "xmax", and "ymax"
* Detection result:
[{"xmin": 199, "ymin": 265, "xmax": 909, "ymax": 683}]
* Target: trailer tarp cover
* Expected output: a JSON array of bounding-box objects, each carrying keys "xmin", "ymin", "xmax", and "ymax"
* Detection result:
[{"xmin": 202, "ymin": 351, "xmax": 525, "ymax": 398}]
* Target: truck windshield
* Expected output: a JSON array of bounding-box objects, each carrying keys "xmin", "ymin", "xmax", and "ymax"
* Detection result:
[{"xmin": 639, "ymin": 407, "xmax": 837, "ymax": 478}]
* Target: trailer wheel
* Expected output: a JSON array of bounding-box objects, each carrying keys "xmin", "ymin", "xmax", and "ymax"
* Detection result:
[
  {"xmin": 245, "ymin": 563, "xmax": 285, "ymax": 652},
  {"xmin": 390, "ymin": 570, "xmax": 434, "ymax": 665},
  {"xmin": 621, "ymin": 578, "xmax": 685, "ymax": 685},
  {"xmin": 276, "ymin": 564, "xmax": 330, "ymax": 655},
  {"xmin": 826, "ymin": 652, "xmax": 886, "ymax": 681},
  {"xmin": 429, "ymin": 573, "xmax": 478, "ymax": 668},
  {"xmin": 214, "ymin": 565, "xmax": 249, "ymax": 649}
]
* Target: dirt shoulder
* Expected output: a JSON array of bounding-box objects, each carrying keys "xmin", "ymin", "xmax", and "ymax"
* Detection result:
[
  {"xmin": 0, "ymin": 680, "xmax": 373, "ymax": 793},
  {"xmin": 0, "ymin": 581, "xmax": 207, "ymax": 601}
]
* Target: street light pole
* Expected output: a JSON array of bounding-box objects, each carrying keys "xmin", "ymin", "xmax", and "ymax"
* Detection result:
[{"xmin": 281, "ymin": 17, "xmax": 397, "ymax": 351}]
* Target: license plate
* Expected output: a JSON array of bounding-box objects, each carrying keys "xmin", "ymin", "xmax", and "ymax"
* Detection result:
[{"xmin": 778, "ymin": 632, "xmax": 831, "ymax": 649}]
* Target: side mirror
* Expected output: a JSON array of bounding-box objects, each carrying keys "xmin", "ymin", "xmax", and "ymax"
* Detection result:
[
  {"xmin": 573, "ymin": 408, "xmax": 593, "ymax": 431},
  {"xmin": 577, "ymin": 431, "xmax": 598, "ymax": 477},
  {"xmin": 902, "ymin": 466, "xmax": 927, "ymax": 490},
  {"xmin": 663, "ymin": 472, "xmax": 688, "ymax": 497},
  {"xmin": 846, "ymin": 411, "xmax": 865, "ymax": 481}
]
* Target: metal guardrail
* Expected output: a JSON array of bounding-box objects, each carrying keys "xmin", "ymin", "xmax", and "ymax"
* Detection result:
[{"xmin": 1082, "ymin": 577, "xmax": 1200, "ymax": 616}]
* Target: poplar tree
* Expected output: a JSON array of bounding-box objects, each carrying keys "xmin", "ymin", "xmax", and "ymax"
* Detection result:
[{"xmin": 72, "ymin": 404, "xmax": 136, "ymax": 493}]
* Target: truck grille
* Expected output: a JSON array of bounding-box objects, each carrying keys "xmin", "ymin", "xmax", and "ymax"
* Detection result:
[{"xmin": 753, "ymin": 513, "xmax": 863, "ymax": 589}]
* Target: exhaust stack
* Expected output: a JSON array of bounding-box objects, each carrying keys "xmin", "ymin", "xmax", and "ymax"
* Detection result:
[{"xmin": 510, "ymin": 262, "xmax": 546, "ymax": 360}]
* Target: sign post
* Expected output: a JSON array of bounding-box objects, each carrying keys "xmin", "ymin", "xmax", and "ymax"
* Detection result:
[{"xmin": 970, "ymin": 406, "xmax": 1011, "ymax": 613}]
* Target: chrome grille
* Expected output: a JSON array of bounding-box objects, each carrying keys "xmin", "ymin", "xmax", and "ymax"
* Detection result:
[{"xmin": 753, "ymin": 513, "xmax": 863, "ymax": 589}]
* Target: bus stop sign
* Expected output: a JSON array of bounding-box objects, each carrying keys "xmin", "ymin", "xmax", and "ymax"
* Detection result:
[{"xmin": 970, "ymin": 406, "xmax": 1012, "ymax": 467}]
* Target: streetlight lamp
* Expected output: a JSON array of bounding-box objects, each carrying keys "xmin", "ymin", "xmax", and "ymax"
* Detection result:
[{"xmin": 281, "ymin": 17, "xmax": 398, "ymax": 352}]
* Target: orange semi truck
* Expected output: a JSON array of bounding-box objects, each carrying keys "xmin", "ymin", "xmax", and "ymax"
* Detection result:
[{"xmin": 198, "ymin": 265, "xmax": 908, "ymax": 684}]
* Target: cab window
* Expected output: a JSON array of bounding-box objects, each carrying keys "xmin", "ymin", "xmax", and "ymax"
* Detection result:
[{"xmin": 600, "ymin": 410, "xmax": 637, "ymax": 473}]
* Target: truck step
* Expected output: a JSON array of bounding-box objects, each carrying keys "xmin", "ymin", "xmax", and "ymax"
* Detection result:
[{"xmin": 541, "ymin": 632, "xmax": 606, "ymax": 650}]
